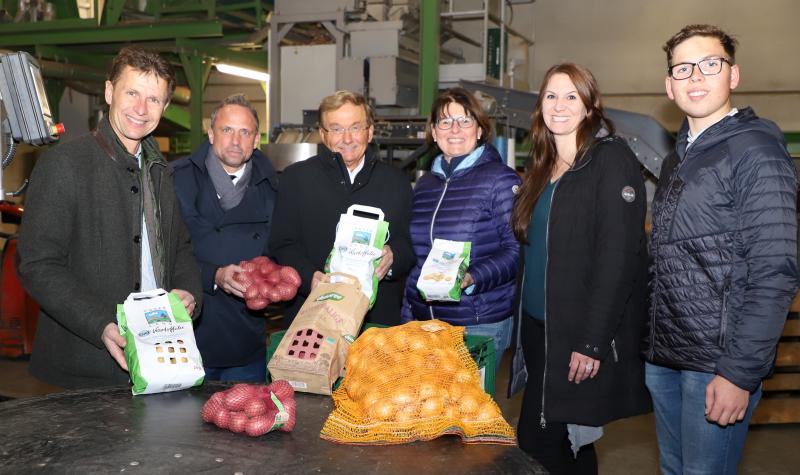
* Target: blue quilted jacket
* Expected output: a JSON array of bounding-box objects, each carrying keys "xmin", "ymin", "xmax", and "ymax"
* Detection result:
[
  {"xmin": 646, "ymin": 107, "xmax": 799, "ymax": 392},
  {"xmin": 401, "ymin": 144, "xmax": 521, "ymax": 326}
]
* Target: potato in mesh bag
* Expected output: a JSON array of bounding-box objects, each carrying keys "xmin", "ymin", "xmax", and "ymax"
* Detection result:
[{"xmin": 320, "ymin": 320, "xmax": 515, "ymax": 445}]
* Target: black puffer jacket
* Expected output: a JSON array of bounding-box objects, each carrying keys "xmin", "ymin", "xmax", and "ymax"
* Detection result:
[{"xmin": 646, "ymin": 107, "xmax": 799, "ymax": 392}]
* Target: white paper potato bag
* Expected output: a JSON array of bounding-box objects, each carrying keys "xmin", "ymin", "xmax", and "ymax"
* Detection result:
[
  {"xmin": 325, "ymin": 204, "xmax": 389, "ymax": 308},
  {"xmin": 417, "ymin": 239, "xmax": 471, "ymax": 302},
  {"xmin": 116, "ymin": 289, "xmax": 205, "ymax": 395}
]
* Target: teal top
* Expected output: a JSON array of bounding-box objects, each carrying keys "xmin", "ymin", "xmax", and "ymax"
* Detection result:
[{"xmin": 522, "ymin": 179, "xmax": 558, "ymax": 320}]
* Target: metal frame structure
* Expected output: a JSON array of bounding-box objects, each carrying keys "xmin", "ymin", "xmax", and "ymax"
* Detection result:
[
  {"xmin": 459, "ymin": 80, "xmax": 674, "ymax": 177},
  {"xmin": 0, "ymin": 0, "xmax": 272, "ymax": 150},
  {"xmin": 267, "ymin": 2, "xmax": 348, "ymax": 135}
]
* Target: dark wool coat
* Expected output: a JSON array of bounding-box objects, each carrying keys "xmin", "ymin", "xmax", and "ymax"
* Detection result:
[
  {"xmin": 402, "ymin": 144, "xmax": 521, "ymax": 326},
  {"xmin": 646, "ymin": 107, "xmax": 799, "ymax": 392},
  {"xmin": 509, "ymin": 136, "xmax": 652, "ymax": 426},
  {"xmin": 170, "ymin": 140, "xmax": 278, "ymax": 367},
  {"xmin": 17, "ymin": 118, "xmax": 202, "ymax": 389},
  {"xmin": 268, "ymin": 143, "xmax": 414, "ymax": 327}
]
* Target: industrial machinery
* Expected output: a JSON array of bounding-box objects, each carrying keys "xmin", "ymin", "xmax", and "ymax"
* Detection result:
[
  {"xmin": 264, "ymin": 0, "xmax": 673, "ymax": 178},
  {"xmin": 0, "ymin": 51, "xmax": 63, "ymax": 357}
]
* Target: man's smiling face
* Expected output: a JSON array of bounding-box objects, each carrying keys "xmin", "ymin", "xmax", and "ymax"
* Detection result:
[
  {"xmin": 105, "ymin": 66, "xmax": 169, "ymax": 154},
  {"xmin": 665, "ymin": 35, "xmax": 739, "ymax": 133}
]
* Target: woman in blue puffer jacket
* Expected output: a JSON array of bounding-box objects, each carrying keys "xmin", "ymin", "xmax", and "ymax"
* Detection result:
[{"xmin": 401, "ymin": 87, "xmax": 521, "ymax": 363}]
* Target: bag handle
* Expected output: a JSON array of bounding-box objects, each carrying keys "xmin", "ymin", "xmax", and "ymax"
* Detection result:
[
  {"xmin": 326, "ymin": 272, "xmax": 363, "ymax": 291},
  {"xmin": 346, "ymin": 204, "xmax": 384, "ymax": 222}
]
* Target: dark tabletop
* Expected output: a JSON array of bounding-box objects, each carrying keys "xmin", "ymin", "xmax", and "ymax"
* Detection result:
[{"xmin": 0, "ymin": 382, "xmax": 546, "ymax": 474}]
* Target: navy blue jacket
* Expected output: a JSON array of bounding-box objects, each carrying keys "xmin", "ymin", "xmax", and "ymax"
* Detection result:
[
  {"xmin": 170, "ymin": 141, "xmax": 278, "ymax": 367},
  {"xmin": 646, "ymin": 108, "xmax": 799, "ymax": 392},
  {"xmin": 402, "ymin": 144, "xmax": 521, "ymax": 326}
]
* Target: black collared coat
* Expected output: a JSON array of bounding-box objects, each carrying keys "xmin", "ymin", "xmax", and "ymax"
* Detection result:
[
  {"xmin": 170, "ymin": 140, "xmax": 278, "ymax": 368},
  {"xmin": 509, "ymin": 136, "xmax": 652, "ymax": 426},
  {"xmin": 269, "ymin": 143, "xmax": 414, "ymax": 327}
]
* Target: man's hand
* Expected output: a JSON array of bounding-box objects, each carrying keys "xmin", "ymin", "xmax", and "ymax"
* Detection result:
[
  {"xmin": 102, "ymin": 323, "xmax": 128, "ymax": 371},
  {"xmin": 215, "ymin": 264, "xmax": 246, "ymax": 298},
  {"xmin": 460, "ymin": 272, "xmax": 475, "ymax": 289},
  {"xmin": 310, "ymin": 271, "xmax": 328, "ymax": 290},
  {"xmin": 375, "ymin": 245, "xmax": 394, "ymax": 280},
  {"xmin": 171, "ymin": 288, "xmax": 197, "ymax": 316},
  {"xmin": 705, "ymin": 375, "xmax": 749, "ymax": 426},
  {"xmin": 568, "ymin": 351, "xmax": 600, "ymax": 384}
]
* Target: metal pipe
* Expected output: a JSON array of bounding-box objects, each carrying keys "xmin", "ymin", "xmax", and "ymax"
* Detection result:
[{"xmin": 418, "ymin": 0, "xmax": 439, "ymax": 117}]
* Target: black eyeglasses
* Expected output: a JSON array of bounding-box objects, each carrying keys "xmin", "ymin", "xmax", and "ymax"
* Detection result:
[{"xmin": 668, "ymin": 57, "xmax": 731, "ymax": 80}]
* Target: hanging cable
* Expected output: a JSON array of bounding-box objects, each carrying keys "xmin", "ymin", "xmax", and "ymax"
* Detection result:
[{"xmin": 2, "ymin": 132, "xmax": 16, "ymax": 169}]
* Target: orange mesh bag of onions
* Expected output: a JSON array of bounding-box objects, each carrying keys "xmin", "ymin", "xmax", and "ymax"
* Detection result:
[{"xmin": 319, "ymin": 320, "xmax": 515, "ymax": 445}]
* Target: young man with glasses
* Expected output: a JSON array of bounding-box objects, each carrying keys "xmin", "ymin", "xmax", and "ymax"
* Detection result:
[
  {"xmin": 646, "ymin": 24, "xmax": 798, "ymax": 474},
  {"xmin": 269, "ymin": 90, "xmax": 415, "ymax": 327}
]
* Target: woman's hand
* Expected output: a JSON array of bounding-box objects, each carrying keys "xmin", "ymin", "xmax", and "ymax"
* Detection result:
[
  {"xmin": 568, "ymin": 351, "xmax": 600, "ymax": 384},
  {"xmin": 461, "ymin": 272, "xmax": 474, "ymax": 289}
]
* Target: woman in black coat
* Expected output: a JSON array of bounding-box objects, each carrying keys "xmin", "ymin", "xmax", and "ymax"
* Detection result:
[{"xmin": 508, "ymin": 63, "xmax": 651, "ymax": 474}]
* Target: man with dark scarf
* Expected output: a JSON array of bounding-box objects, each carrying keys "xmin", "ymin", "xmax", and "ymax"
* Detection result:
[
  {"xmin": 171, "ymin": 94, "xmax": 278, "ymax": 382},
  {"xmin": 17, "ymin": 47, "xmax": 202, "ymax": 389}
]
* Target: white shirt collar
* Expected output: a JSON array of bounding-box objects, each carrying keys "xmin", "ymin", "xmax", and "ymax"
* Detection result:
[
  {"xmin": 228, "ymin": 162, "xmax": 247, "ymax": 185},
  {"xmin": 134, "ymin": 143, "xmax": 143, "ymax": 166},
  {"xmin": 347, "ymin": 158, "xmax": 365, "ymax": 184}
]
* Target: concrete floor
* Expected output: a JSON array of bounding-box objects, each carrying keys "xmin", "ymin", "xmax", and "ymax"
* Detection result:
[
  {"xmin": 489, "ymin": 352, "xmax": 800, "ymax": 475},
  {"xmin": 1, "ymin": 352, "xmax": 798, "ymax": 474}
]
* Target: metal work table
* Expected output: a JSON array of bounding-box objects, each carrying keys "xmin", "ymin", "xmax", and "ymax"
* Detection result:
[{"xmin": 0, "ymin": 382, "xmax": 546, "ymax": 474}]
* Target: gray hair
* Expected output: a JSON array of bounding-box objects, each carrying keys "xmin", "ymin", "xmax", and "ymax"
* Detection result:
[
  {"xmin": 210, "ymin": 94, "xmax": 260, "ymax": 130},
  {"xmin": 318, "ymin": 90, "xmax": 374, "ymax": 127}
]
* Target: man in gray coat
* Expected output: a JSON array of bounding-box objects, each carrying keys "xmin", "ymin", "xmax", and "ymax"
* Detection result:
[{"xmin": 17, "ymin": 47, "xmax": 202, "ymax": 389}]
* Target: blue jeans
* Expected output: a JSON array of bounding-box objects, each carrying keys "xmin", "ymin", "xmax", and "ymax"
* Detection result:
[
  {"xmin": 464, "ymin": 317, "xmax": 513, "ymax": 372},
  {"xmin": 205, "ymin": 357, "xmax": 267, "ymax": 383},
  {"xmin": 645, "ymin": 362, "xmax": 761, "ymax": 475}
]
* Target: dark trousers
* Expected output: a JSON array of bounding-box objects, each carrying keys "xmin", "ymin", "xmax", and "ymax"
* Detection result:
[{"xmin": 517, "ymin": 316, "xmax": 598, "ymax": 475}]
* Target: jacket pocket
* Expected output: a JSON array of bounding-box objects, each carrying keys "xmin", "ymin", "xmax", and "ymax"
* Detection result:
[{"xmin": 718, "ymin": 279, "xmax": 731, "ymax": 347}]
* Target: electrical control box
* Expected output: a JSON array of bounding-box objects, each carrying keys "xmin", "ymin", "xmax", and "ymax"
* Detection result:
[{"xmin": 0, "ymin": 51, "xmax": 63, "ymax": 146}]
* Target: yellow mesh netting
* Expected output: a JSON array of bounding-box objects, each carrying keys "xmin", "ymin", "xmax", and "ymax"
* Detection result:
[{"xmin": 320, "ymin": 320, "xmax": 516, "ymax": 445}]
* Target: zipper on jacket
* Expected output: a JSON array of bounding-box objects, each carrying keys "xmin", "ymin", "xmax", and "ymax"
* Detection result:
[
  {"xmin": 647, "ymin": 153, "xmax": 691, "ymax": 360},
  {"xmin": 611, "ymin": 338, "xmax": 618, "ymax": 362},
  {"xmin": 718, "ymin": 279, "xmax": 731, "ymax": 347},
  {"xmin": 540, "ymin": 178, "xmax": 562, "ymax": 429},
  {"xmin": 427, "ymin": 177, "xmax": 450, "ymax": 320}
]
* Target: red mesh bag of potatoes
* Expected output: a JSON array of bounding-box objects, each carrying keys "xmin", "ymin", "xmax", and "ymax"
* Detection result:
[
  {"xmin": 319, "ymin": 320, "xmax": 515, "ymax": 445},
  {"xmin": 234, "ymin": 256, "xmax": 301, "ymax": 311}
]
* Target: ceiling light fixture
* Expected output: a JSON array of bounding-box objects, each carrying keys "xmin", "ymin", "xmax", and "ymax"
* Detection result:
[{"xmin": 215, "ymin": 63, "xmax": 269, "ymax": 82}]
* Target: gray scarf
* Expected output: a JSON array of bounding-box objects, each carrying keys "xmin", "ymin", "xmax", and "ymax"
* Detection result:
[{"xmin": 205, "ymin": 147, "xmax": 252, "ymax": 211}]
